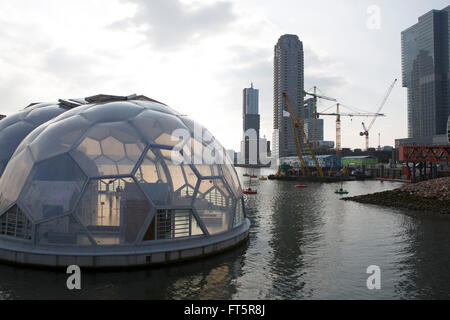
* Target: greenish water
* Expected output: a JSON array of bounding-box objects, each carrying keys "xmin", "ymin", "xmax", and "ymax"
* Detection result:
[{"xmin": 1, "ymin": 167, "xmax": 450, "ymax": 300}]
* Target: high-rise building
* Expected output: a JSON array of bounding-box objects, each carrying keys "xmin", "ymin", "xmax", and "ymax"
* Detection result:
[
  {"xmin": 304, "ymin": 98, "xmax": 324, "ymax": 143},
  {"xmin": 396, "ymin": 6, "xmax": 450, "ymax": 146},
  {"xmin": 273, "ymin": 34, "xmax": 304, "ymax": 161},
  {"xmin": 243, "ymin": 83, "xmax": 260, "ymax": 138},
  {"xmin": 242, "ymin": 83, "xmax": 260, "ymax": 164}
]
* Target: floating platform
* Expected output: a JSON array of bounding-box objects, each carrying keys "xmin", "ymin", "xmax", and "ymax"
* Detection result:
[{"xmin": 268, "ymin": 175, "xmax": 356, "ymax": 183}]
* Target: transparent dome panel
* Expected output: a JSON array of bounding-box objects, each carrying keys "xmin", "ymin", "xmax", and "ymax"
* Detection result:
[
  {"xmin": 76, "ymin": 177, "xmax": 151, "ymax": 245},
  {"xmin": 131, "ymin": 101, "xmax": 181, "ymax": 116},
  {"xmin": 25, "ymin": 105, "xmax": 65, "ymax": 126},
  {"xmin": 79, "ymin": 102, "xmax": 144, "ymax": 123},
  {"xmin": 131, "ymin": 109, "xmax": 188, "ymax": 147},
  {"xmin": 233, "ymin": 198, "xmax": 245, "ymax": 227},
  {"xmin": 71, "ymin": 123, "xmax": 146, "ymax": 177},
  {"xmin": 35, "ymin": 215, "xmax": 93, "ymax": 246},
  {"xmin": 29, "ymin": 115, "xmax": 91, "ymax": 162},
  {"xmin": 140, "ymin": 148, "xmax": 198, "ymax": 206},
  {"xmin": 19, "ymin": 154, "xmax": 86, "ymax": 222},
  {"xmin": 135, "ymin": 149, "xmax": 166, "ymax": 184},
  {"xmin": 0, "ymin": 147, "xmax": 35, "ymax": 215},
  {"xmin": 12, "ymin": 125, "xmax": 46, "ymax": 157},
  {"xmin": 53, "ymin": 104, "xmax": 93, "ymax": 122},
  {"xmin": 142, "ymin": 209, "xmax": 204, "ymax": 241},
  {"xmin": 0, "ymin": 104, "xmax": 66, "ymax": 177},
  {"xmin": 0, "ymin": 121, "xmax": 35, "ymax": 175},
  {"xmin": 194, "ymin": 179, "xmax": 233, "ymax": 235},
  {"xmin": 194, "ymin": 164, "xmax": 220, "ymax": 178},
  {"xmin": 0, "ymin": 111, "xmax": 28, "ymax": 129},
  {"xmin": 221, "ymin": 163, "xmax": 241, "ymax": 198}
]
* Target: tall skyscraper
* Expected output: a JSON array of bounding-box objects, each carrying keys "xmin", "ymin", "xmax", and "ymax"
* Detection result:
[
  {"xmin": 243, "ymin": 83, "xmax": 260, "ymax": 137},
  {"xmin": 397, "ymin": 6, "xmax": 450, "ymax": 146},
  {"xmin": 273, "ymin": 34, "xmax": 305, "ymax": 161},
  {"xmin": 242, "ymin": 83, "xmax": 260, "ymax": 164},
  {"xmin": 304, "ymin": 98, "xmax": 324, "ymax": 143}
]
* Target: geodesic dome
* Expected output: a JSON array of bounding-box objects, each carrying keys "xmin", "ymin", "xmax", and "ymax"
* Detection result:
[
  {"xmin": 0, "ymin": 101, "xmax": 69, "ymax": 177},
  {"xmin": 0, "ymin": 96, "xmax": 248, "ymax": 267}
]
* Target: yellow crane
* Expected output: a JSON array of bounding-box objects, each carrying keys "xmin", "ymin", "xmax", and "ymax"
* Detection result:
[{"xmin": 283, "ymin": 92, "xmax": 324, "ymax": 178}]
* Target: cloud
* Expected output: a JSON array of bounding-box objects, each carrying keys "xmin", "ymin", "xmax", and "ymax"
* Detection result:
[
  {"xmin": 42, "ymin": 47, "xmax": 100, "ymax": 78},
  {"xmin": 305, "ymin": 73, "xmax": 348, "ymax": 92},
  {"xmin": 110, "ymin": 0, "xmax": 237, "ymax": 49}
]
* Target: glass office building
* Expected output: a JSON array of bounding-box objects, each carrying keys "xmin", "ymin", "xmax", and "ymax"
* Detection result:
[
  {"xmin": 401, "ymin": 6, "xmax": 450, "ymax": 143},
  {"xmin": 0, "ymin": 95, "xmax": 249, "ymax": 268}
]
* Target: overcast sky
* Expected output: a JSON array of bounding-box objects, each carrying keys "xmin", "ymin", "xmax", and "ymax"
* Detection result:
[{"xmin": 0, "ymin": 0, "xmax": 448, "ymax": 151}]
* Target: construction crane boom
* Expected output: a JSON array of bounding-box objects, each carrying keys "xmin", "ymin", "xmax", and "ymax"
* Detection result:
[
  {"xmin": 317, "ymin": 103, "xmax": 385, "ymax": 152},
  {"xmin": 283, "ymin": 92, "xmax": 324, "ymax": 178},
  {"xmin": 360, "ymin": 79, "xmax": 397, "ymax": 150}
]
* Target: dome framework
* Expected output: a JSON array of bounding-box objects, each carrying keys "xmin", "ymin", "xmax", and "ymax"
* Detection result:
[{"xmin": 0, "ymin": 95, "xmax": 249, "ymax": 268}]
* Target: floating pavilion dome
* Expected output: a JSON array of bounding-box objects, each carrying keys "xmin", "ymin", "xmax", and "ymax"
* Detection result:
[{"xmin": 0, "ymin": 94, "xmax": 249, "ymax": 268}]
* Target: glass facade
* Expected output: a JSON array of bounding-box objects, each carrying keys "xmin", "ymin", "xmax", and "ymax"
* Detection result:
[
  {"xmin": 401, "ymin": 6, "xmax": 450, "ymax": 141},
  {"xmin": 0, "ymin": 98, "xmax": 245, "ymax": 248}
]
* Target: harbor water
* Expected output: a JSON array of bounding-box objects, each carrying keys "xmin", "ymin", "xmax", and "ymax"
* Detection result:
[{"xmin": 1, "ymin": 167, "xmax": 450, "ymax": 300}]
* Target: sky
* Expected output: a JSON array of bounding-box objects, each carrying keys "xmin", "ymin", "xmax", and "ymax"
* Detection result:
[{"xmin": 0, "ymin": 0, "xmax": 449, "ymax": 152}]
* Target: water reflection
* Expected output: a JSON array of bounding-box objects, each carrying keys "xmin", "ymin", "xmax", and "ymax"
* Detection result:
[{"xmin": 1, "ymin": 168, "xmax": 450, "ymax": 299}]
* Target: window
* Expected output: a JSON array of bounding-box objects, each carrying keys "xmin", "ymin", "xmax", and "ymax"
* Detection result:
[{"xmin": 0, "ymin": 205, "xmax": 32, "ymax": 240}]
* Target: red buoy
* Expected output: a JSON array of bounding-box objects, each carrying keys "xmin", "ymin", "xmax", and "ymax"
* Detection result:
[
  {"xmin": 295, "ymin": 184, "xmax": 307, "ymax": 189},
  {"xmin": 243, "ymin": 188, "xmax": 257, "ymax": 194}
]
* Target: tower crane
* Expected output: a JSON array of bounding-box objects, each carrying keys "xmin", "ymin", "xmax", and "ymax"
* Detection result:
[
  {"xmin": 303, "ymin": 87, "xmax": 337, "ymax": 150},
  {"xmin": 317, "ymin": 104, "xmax": 386, "ymax": 152},
  {"xmin": 283, "ymin": 92, "xmax": 324, "ymax": 178},
  {"xmin": 360, "ymin": 79, "xmax": 397, "ymax": 150}
]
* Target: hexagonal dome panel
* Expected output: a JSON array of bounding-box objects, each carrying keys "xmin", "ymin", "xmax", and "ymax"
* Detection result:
[
  {"xmin": 19, "ymin": 154, "xmax": 87, "ymax": 222},
  {"xmin": 130, "ymin": 109, "xmax": 189, "ymax": 147},
  {"xmin": 71, "ymin": 123, "xmax": 146, "ymax": 177},
  {"xmin": 79, "ymin": 101, "xmax": 144, "ymax": 123},
  {"xmin": 194, "ymin": 179, "xmax": 234, "ymax": 235},
  {"xmin": 0, "ymin": 102, "xmax": 66, "ymax": 177},
  {"xmin": 75, "ymin": 177, "xmax": 151, "ymax": 245}
]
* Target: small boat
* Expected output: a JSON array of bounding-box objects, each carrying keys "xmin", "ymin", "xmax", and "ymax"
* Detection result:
[
  {"xmin": 243, "ymin": 173, "xmax": 250, "ymax": 177},
  {"xmin": 295, "ymin": 184, "xmax": 307, "ymax": 189},
  {"xmin": 258, "ymin": 177, "xmax": 267, "ymax": 181},
  {"xmin": 250, "ymin": 175, "xmax": 258, "ymax": 178},
  {"xmin": 335, "ymin": 182, "xmax": 349, "ymax": 194},
  {"xmin": 335, "ymin": 188, "xmax": 349, "ymax": 195},
  {"xmin": 243, "ymin": 188, "xmax": 257, "ymax": 195}
]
